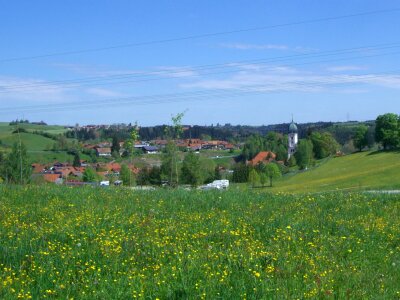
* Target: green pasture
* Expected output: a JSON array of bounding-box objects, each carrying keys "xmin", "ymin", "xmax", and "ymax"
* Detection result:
[
  {"xmin": 272, "ymin": 151, "xmax": 400, "ymax": 193},
  {"xmin": 0, "ymin": 186, "xmax": 398, "ymax": 299}
]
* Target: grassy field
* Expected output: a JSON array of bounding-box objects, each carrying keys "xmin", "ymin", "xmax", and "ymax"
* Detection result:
[
  {"xmin": 0, "ymin": 122, "xmax": 68, "ymax": 135},
  {"xmin": 0, "ymin": 123, "xmax": 83, "ymax": 163},
  {"xmin": 0, "ymin": 132, "xmax": 55, "ymax": 151},
  {"xmin": 270, "ymin": 151, "xmax": 400, "ymax": 193},
  {"xmin": 0, "ymin": 123, "xmax": 66, "ymax": 152},
  {"xmin": 27, "ymin": 151, "xmax": 92, "ymax": 164},
  {"xmin": 0, "ymin": 186, "xmax": 398, "ymax": 299}
]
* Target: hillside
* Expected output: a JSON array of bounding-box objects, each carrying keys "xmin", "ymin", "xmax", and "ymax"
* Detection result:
[
  {"xmin": 0, "ymin": 123, "xmax": 64, "ymax": 150},
  {"xmin": 273, "ymin": 151, "xmax": 400, "ymax": 193},
  {"xmin": 0, "ymin": 123, "xmax": 78, "ymax": 162}
]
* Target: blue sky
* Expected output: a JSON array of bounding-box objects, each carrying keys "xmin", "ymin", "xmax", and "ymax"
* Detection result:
[{"xmin": 0, "ymin": 1, "xmax": 399, "ymax": 126}]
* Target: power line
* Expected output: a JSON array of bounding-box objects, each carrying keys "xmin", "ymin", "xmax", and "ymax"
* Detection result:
[
  {"xmin": 1, "ymin": 68, "xmax": 399, "ymax": 114},
  {"xmin": 1, "ymin": 42, "xmax": 400, "ymax": 93},
  {"xmin": 3, "ymin": 41, "xmax": 400, "ymax": 88},
  {"xmin": 1, "ymin": 8, "xmax": 399, "ymax": 63}
]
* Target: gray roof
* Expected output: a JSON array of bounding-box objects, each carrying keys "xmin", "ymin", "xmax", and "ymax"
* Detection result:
[{"xmin": 143, "ymin": 146, "xmax": 158, "ymax": 152}]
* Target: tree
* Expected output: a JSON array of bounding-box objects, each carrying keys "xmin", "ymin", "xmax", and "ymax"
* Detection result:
[
  {"xmin": 375, "ymin": 113, "xmax": 399, "ymax": 150},
  {"xmin": 242, "ymin": 134, "xmax": 264, "ymax": 161},
  {"xmin": 121, "ymin": 124, "xmax": 140, "ymax": 158},
  {"xmin": 232, "ymin": 163, "xmax": 250, "ymax": 183},
  {"xmin": 214, "ymin": 166, "xmax": 222, "ymax": 180},
  {"xmin": 4, "ymin": 142, "xmax": 31, "ymax": 184},
  {"xmin": 161, "ymin": 112, "xmax": 185, "ymax": 186},
  {"xmin": 310, "ymin": 132, "xmax": 339, "ymax": 159},
  {"xmin": 73, "ymin": 151, "xmax": 81, "ymax": 167},
  {"xmin": 53, "ymin": 135, "xmax": 69, "ymax": 151},
  {"xmin": 265, "ymin": 163, "xmax": 281, "ymax": 187},
  {"xmin": 83, "ymin": 168, "xmax": 98, "ymax": 182},
  {"xmin": 274, "ymin": 144, "xmax": 288, "ymax": 162},
  {"xmin": 353, "ymin": 125, "xmax": 369, "ymax": 152},
  {"xmin": 294, "ymin": 139, "xmax": 313, "ymax": 170},
  {"xmin": 161, "ymin": 141, "xmax": 180, "ymax": 186},
  {"xmin": 148, "ymin": 166, "xmax": 162, "ymax": 185},
  {"xmin": 248, "ymin": 168, "xmax": 260, "ymax": 188},
  {"xmin": 181, "ymin": 152, "xmax": 202, "ymax": 186},
  {"xmin": 121, "ymin": 124, "xmax": 140, "ymax": 185},
  {"xmin": 120, "ymin": 164, "xmax": 135, "ymax": 186},
  {"xmin": 137, "ymin": 168, "xmax": 150, "ymax": 186},
  {"xmin": 111, "ymin": 136, "xmax": 120, "ymax": 157},
  {"xmin": 259, "ymin": 172, "xmax": 268, "ymax": 187},
  {"xmin": 200, "ymin": 134, "xmax": 212, "ymax": 141},
  {"xmin": 287, "ymin": 155, "xmax": 297, "ymax": 167},
  {"xmin": 199, "ymin": 156, "xmax": 216, "ymax": 183}
]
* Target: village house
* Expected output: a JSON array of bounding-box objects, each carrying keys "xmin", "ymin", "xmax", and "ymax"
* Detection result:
[
  {"xmin": 96, "ymin": 147, "xmax": 112, "ymax": 157},
  {"xmin": 142, "ymin": 146, "xmax": 159, "ymax": 154},
  {"xmin": 43, "ymin": 173, "xmax": 63, "ymax": 184},
  {"xmin": 247, "ymin": 151, "xmax": 277, "ymax": 166}
]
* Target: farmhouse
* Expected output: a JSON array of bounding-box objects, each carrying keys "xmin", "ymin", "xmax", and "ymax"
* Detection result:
[
  {"xmin": 142, "ymin": 146, "xmax": 159, "ymax": 154},
  {"xmin": 248, "ymin": 151, "xmax": 276, "ymax": 166},
  {"xmin": 43, "ymin": 173, "xmax": 63, "ymax": 184},
  {"xmin": 31, "ymin": 163, "xmax": 46, "ymax": 174},
  {"xmin": 96, "ymin": 147, "xmax": 112, "ymax": 157},
  {"xmin": 105, "ymin": 162, "xmax": 121, "ymax": 174}
]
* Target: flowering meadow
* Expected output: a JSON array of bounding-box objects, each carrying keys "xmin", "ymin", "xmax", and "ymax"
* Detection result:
[{"xmin": 0, "ymin": 186, "xmax": 399, "ymax": 299}]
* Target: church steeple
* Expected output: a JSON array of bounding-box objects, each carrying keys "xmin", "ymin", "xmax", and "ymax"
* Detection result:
[{"xmin": 288, "ymin": 117, "xmax": 298, "ymax": 159}]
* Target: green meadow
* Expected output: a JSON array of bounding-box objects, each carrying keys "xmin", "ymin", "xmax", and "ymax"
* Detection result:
[
  {"xmin": 0, "ymin": 123, "xmax": 65, "ymax": 151},
  {"xmin": 0, "ymin": 186, "xmax": 398, "ymax": 299},
  {"xmin": 269, "ymin": 151, "xmax": 400, "ymax": 193},
  {"xmin": 0, "ymin": 123, "xmax": 80, "ymax": 163}
]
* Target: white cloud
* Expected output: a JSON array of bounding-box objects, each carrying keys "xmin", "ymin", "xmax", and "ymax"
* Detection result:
[
  {"xmin": 181, "ymin": 67, "xmax": 400, "ymax": 93},
  {"xmin": 327, "ymin": 65, "xmax": 367, "ymax": 72},
  {"xmin": 220, "ymin": 43, "xmax": 289, "ymax": 50},
  {"xmin": 153, "ymin": 66, "xmax": 198, "ymax": 78},
  {"xmin": 0, "ymin": 76, "xmax": 70, "ymax": 103},
  {"xmin": 52, "ymin": 63, "xmax": 144, "ymax": 77},
  {"xmin": 85, "ymin": 88, "xmax": 125, "ymax": 98}
]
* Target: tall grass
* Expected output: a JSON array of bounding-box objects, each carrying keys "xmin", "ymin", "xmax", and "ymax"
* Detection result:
[{"xmin": 0, "ymin": 185, "xmax": 399, "ymax": 299}]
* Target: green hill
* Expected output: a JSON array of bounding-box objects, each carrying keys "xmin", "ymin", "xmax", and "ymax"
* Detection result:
[
  {"xmin": 0, "ymin": 123, "xmax": 69, "ymax": 150},
  {"xmin": 272, "ymin": 151, "xmax": 400, "ymax": 193},
  {"xmin": 0, "ymin": 123, "xmax": 78, "ymax": 163},
  {"xmin": 1, "ymin": 132, "xmax": 55, "ymax": 151}
]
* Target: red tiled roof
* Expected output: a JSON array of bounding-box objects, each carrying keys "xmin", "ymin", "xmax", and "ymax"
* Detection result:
[
  {"xmin": 31, "ymin": 164, "xmax": 45, "ymax": 174},
  {"xmin": 249, "ymin": 151, "xmax": 276, "ymax": 166},
  {"xmin": 43, "ymin": 174, "xmax": 61, "ymax": 183},
  {"xmin": 106, "ymin": 163, "xmax": 121, "ymax": 172}
]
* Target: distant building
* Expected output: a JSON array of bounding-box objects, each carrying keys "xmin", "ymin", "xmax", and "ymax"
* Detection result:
[
  {"xmin": 288, "ymin": 118, "xmax": 298, "ymax": 159},
  {"xmin": 96, "ymin": 147, "xmax": 112, "ymax": 157},
  {"xmin": 142, "ymin": 146, "xmax": 159, "ymax": 154},
  {"xmin": 248, "ymin": 151, "xmax": 276, "ymax": 166}
]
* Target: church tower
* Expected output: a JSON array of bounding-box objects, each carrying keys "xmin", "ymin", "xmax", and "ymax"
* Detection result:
[{"xmin": 288, "ymin": 118, "xmax": 298, "ymax": 159}]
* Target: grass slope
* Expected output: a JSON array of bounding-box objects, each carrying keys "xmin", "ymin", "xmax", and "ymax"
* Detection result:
[
  {"xmin": 1, "ymin": 132, "xmax": 55, "ymax": 151},
  {"xmin": 274, "ymin": 151, "xmax": 400, "ymax": 193},
  {"xmin": 0, "ymin": 123, "xmax": 82, "ymax": 163},
  {"xmin": 0, "ymin": 123, "xmax": 59, "ymax": 151},
  {"xmin": 0, "ymin": 122, "xmax": 67, "ymax": 134}
]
